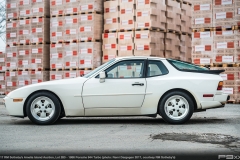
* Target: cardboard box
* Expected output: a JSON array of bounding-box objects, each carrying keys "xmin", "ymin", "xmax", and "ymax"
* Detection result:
[
  {"xmin": 79, "ymin": 42, "xmax": 102, "ymax": 69},
  {"xmin": 6, "ymin": 71, "xmax": 18, "ymax": 94},
  {"xmin": 50, "ymin": 71, "xmax": 64, "ymax": 80},
  {"xmin": 165, "ymin": 33, "xmax": 180, "ymax": 59},
  {"xmin": 18, "ymin": 19, "xmax": 31, "ymax": 44},
  {"xmin": 30, "ymin": 44, "xmax": 50, "ymax": 70},
  {"xmin": 6, "ymin": 21, "xmax": 18, "ymax": 47},
  {"xmin": 118, "ymin": 44, "xmax": 134, "ymax": 57},
  {"xmin": 50, "ymin": 17, "xmax": 65, "ymax": 43},
  {"xmin": 6, "ymin": 0, "xmax": 18, "ymax": 20},
  {"xmin": 30, "ymin": 71, "xmax": 50, "ymax": 84},
  {"xmin": 31, "ymin": 18, "xmax": 50, "ymax": 44},
  {"xmin": 65, "ymin": 15, "xmax": 79, "ymax": 42},
  {"xmin": 80, "ymin": 0, "xmax": 103, "ymax": 13},
  {"xmin": 102, "ymin": 33, "xmax": 118, "ymax": 44},
  {"xmin": 32, "ymin": 0, "xmax": 50, "ymax": 17},
  {"xmin": 5, "ymin": 46, "xmax": 17, "ymax": 71},
  {"xmin": 65, "ymin": 0, "xmax": 79, "ymax": 15},
  {"xmin": 118, "ymin": 31, "xmax": 134, "ymax": 44},
  {"xmin": 79, "ymin": 14, "xmax": 103, "ymax": 41},
  {"xmin": 104, "ymin": 0, "xmax": 119, "ymax": 19},
  {"xmin": 50, "ymin": 43, "xmax": 64, "ymax": 69},
  {"xmin": 104, "ymin": 17, "xmax": 119, "ymax": 32},
  {"xmin": 19, "ymin": 0, "xmax": 32, "ymax": 18},
  {"xmin": 50, "ymin": 0, "xmax": 64, "ymax": 16}
]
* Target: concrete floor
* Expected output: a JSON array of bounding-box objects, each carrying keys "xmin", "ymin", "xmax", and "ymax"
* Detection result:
[{"xmin": 0, "ymin": 101, "xmax": 239, "ymax": 160}]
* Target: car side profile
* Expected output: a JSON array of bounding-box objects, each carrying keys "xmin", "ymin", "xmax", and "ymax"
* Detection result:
[{"xmin": 3, "ymin": 57, "xmax": 229, "ymax": 125}]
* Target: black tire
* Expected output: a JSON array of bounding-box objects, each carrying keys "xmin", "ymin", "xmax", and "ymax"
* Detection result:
[
  {"xmin": 26, "ymin": 91, "xmax": 61, "ymax": 125},
  {"xmin": 159, "ymin": 91, "xmax": 194, "ymax": 124}
]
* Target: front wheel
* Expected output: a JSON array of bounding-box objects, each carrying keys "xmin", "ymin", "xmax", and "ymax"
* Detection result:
[
  {"xmin": 26, "ymin": 92, "xmax": 61, "ymax": 125},
  {"xmin": 159, "ymin": 91, "xmax": 194, "ymax": 124}
]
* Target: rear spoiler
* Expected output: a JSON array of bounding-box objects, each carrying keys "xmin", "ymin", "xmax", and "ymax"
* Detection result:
[{"xmin": 180, "ymin": 69, "xmax": 225, "ymax": 75}]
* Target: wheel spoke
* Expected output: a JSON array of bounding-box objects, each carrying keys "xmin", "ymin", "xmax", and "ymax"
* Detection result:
[
  {"xmin": 173, "ymin": 111, "xmax": 178, "ymax": 117},
  {"xmin": 36, "ymin": 101, "xmax": 42, "ymax": 108},
  {"xmin": 40, "ymin": 112, "xmax": 46, "ymax": 118},
  {"xmin": 34, "ymin": 107, "xmax": 41, "ymax": 114},
  {"xmin": 167, "ymin": 105, "xmax": 173, "ymax": 111},
  {"xmin": 179, "ymin": 107, "xmax": 186, "ymax": 113},
  {"xmin": 43, "ymin": 101, "xmax": 50, "ymax": 108},
  {"xmin": 46, "ymin": 107, "xmax": 53, "ymax": 114}
]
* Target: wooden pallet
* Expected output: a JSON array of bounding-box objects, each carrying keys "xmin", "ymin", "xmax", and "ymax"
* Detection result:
[
  {"xmin": 79, "ymin": 68, "xmax": 95, "ymax": 71},
  {"xmin": 118, "ymin": 29, "xmax": 135, "ymax": 32},
  {"xmin": 78, "ymin": 39, "xmax": 101, "ymax": 42},
  {"xmin": 192, "ymin": 28, "xmax": 213, "ymax": 32},
  {"xmin": 213, "ymin": 26, "xmax": 235, "ymax": 31},
  {"xmin": 211, "ymin": 63, "xmax": 239, "ymax": 67},
  {"xmin": 104, "ymin": 29, "xmax": 118, "ymax": 33},
  {"xmin": 19, "ymin": 17, "xmax": 31, "ymax": 20},
  {"xmin": 50, "ymin": 41, "xmax": 64, "ymax": 44},
  {"xmin": 227, "ymin": 101, "xmax": 240, "ymax": 104},
  {"xmin": 31, "ymin": 42, "xmax": 50, "ymax": 45},
  {"xmin": 64, "ymin": 68, "xmax": 79, "ymax": 71},
  {"xmin": 7, "ymin": 18, "xmax": 18, "ymax": 21},
  {"xmin": 64, "ymin": 13, "xmax": 78, "ymax": 16},
  {"xmin": 6, "ymin": 69, "xmax": 18, "ymax": 72},
  {"xmin": 50, "ymin": 68, "xmax": 64, "ymax": 71},
  {"xmin": 79, "ymin": 11, "xmax": 102, "ymax": 15},
  {"xmin": 31, "ymin": 16, "xmax": 50, "ymax": 19},
  {"xmin": 135, "ymin": 27, "xmax": 166, "ymax": 32},
  {"xmin": 64, "ymin": 40, "xmax": 79, "ymax": 43},
  {"xmin": 182, "ymin": 1, "xmax": 192, "ymax": 5},
  {"xmin": 51, "ymin": 14, "xmax": 64, "ymax": 17},
  {"xmin": 166, "ymin": 29, "xmax": 181, "ymax": 34}
]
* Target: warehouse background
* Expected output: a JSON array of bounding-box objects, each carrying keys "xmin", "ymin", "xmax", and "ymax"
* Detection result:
[{"xmin": 0, "ymin": 0, "xmax": 239, "ymax": 103}]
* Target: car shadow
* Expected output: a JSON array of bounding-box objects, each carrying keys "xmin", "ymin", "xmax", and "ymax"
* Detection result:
[{"xmin": 7, "ymin": 117, "xmax": 226, "ymax": 125}]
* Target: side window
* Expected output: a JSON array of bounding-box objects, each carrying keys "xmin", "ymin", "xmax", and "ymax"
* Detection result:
[
  {"xmin": 105, "ymin": 60, "xmax": 145, "ymax": 79},
  {"xmin": 147, "ymin": 60, "xmax": 168, "ymax": 77}
]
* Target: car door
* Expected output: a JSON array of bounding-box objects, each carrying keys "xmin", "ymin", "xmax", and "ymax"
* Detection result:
[{"xmin": 82, "ymin": 59, "xmax": 147, "ymax": 108}]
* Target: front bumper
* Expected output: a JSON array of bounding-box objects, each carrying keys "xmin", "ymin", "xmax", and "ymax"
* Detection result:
[
  {"xmin": 3, "ymin": 96, "xmax": 25, "ymax": 117},
  {"xmin": 201, "ymin": 94, "xmax": 228, "ymax": 109}
]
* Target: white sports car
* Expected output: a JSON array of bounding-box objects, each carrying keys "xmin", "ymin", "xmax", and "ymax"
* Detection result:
[{"xmin": 3, "ymin": 57, "xmax": 229, "ymax": 125}]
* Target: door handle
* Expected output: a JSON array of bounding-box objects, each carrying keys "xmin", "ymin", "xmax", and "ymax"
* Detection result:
[{"xmin": 132, "ymin": 83, "xmax": 144, "ymax": 86}]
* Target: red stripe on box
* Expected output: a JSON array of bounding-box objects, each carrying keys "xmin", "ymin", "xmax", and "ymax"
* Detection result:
[{"xmin": 194, "ymin": 59, "xmax": 200, "ymax": 64}]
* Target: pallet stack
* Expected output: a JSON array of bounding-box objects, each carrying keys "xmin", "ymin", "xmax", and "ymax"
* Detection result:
[
  {"xmin": 5, "ymin": 0, "xmax": 50, "ymax": 94},
  {"xmin": 0, "ymin": 51, "xmax": 5, "ymax": 95},
  {"xmin": 50, "ymin": 0, "xmax": 103, "ymax": 79},
  {"xmin": 102, "ymin": 0, "xmax": 192, "ymax": 63},
  {"xmin": 192, "ymin": 0, "xmax": 240, "ymax": 103}
]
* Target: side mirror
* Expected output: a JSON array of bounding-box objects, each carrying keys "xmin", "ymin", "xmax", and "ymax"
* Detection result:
[{"xmin": 99, "ymin": 71, "xmax": 106, "ymax": 83}]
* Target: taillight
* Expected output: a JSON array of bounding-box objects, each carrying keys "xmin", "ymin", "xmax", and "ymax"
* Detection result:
[{"xmin": 217, "ymin": 81, "xmax": 223, "ymax": 90}]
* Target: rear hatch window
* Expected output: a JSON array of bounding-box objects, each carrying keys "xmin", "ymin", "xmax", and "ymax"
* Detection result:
[{"xmin": 167, "ymin": 59, "xmax": 224, "ymax": 75}]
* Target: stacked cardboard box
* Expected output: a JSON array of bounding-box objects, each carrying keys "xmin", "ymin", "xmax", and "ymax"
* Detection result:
[
  {"xmin": 192, "ymin": 0, "xmax": 240, "ymax": 103},
  {"xmin": 0, "ymin": 51, "xmax": 5, "ymax": 95},
  {"xmin": 5, "ymin": 1, "xmax": 51, "ymax": 94},
  {"xmin": 192, "ymin": 31, "xmax": 213, "ymax": 65},
  {"xmin": 102, "ymin": 0, "xmax": 191, "ymax": 62},
  {"xmin": 50, "ymin": 0, "xmax": 103, "ymax": 71},
  {"xmin": 50, "ymin": 70, "xmax": 91, "ymax": 81},
  {"xmin": 192, "ymin": 0, "xmax": 213, "ymax": 29}
]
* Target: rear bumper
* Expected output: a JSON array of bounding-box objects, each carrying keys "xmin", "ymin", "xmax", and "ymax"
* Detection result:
[{"xmin": 200, "ymin": 94, "xmax": 228, "ymax": 109}]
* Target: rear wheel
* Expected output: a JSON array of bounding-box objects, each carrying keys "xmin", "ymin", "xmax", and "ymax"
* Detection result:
[
  {"xmin": 26, "ymin": 92, "xmax": 61, "ymax": 125},
  {"xmin": 159, "ymin": 91, "xmax": 194, "ymax": 124}
]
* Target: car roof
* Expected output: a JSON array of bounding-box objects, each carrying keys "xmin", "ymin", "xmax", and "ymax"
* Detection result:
[{"xmin": 115, "ymin": 56, "xmax": 166, "ymax": 61}]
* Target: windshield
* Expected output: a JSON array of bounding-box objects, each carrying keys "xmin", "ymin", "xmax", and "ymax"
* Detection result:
[
  {"xmin": 167, "ymin": 59, "xmax": 209, "ymax": 71},
  {"xmin": 83, "ymin": 59, "xmax": 115, "ymax": 78}
]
